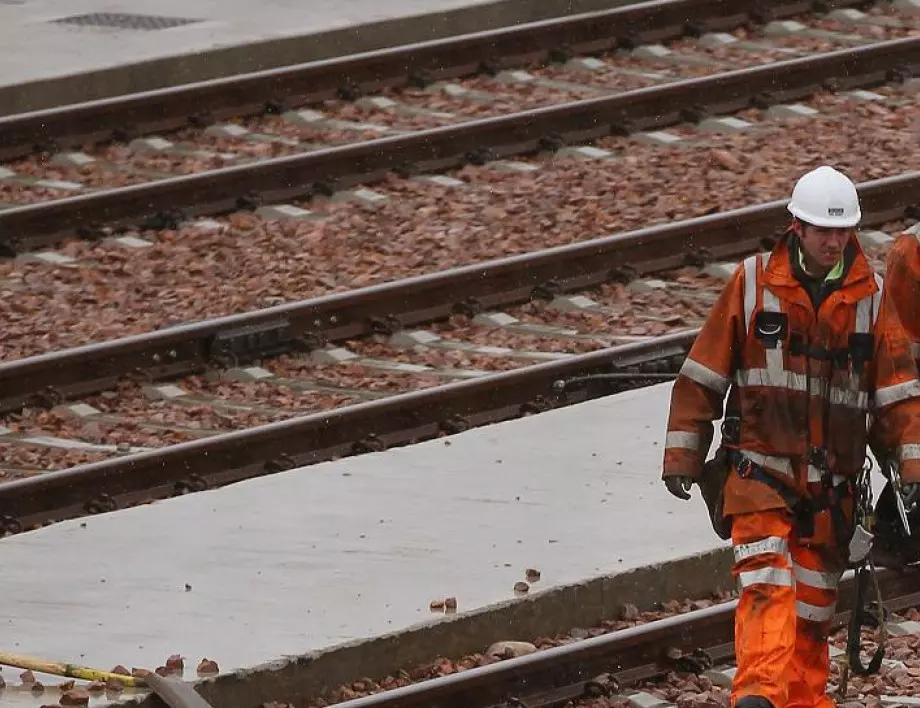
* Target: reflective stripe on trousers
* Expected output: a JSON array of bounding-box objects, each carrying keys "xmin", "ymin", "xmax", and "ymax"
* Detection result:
[{"xmin": 730, "ymin": 510, "xmax": 841, "ymax": 708}]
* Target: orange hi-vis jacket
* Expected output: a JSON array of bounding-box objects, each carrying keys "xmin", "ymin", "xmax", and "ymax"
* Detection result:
[
  {"xmin": 885, "ymin": 230, "xmax": 920, "ymax": 366},
  {"xmin": 663, "ymin": 233, "xmax": 920, "ymax": 517}
]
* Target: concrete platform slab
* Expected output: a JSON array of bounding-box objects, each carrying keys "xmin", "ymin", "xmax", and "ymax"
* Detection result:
[
  {"xmin": 0, "ymin": 0, "xmax": 642, "ymax": 114},
  {"xmin": 0, "ymin": 382, "xmax": 730, "ymax": 703}
]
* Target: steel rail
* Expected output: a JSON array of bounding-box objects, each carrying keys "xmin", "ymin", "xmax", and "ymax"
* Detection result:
[
  {"xmin": 0, "ymin": 332, "xmax": 694, "ymax": 534},
  {"xmin": 0, "ymin": 0, "xmax": 858, "ymax": 161},
  {"xmin": 296, "ymin": 573, "xmax": 920, "ymax": 708},
  {"xmin": 170, "ymin": 569, "xmax": 920, "ymax": 708},
  {"xmin": 1, "ymin": 36, "xmax": 917, "ymax": 253},
  {"xmin": 2, "ymin": 169, "xmax": 918, "ymax": 415}
]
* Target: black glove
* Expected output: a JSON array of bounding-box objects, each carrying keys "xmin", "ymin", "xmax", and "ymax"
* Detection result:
[
  {"xmin": 902, "ymin": 482, "xmax": 920, "ymax": 507},
  {"xmin": 665, "ymin": 475, "xmax": 694, "ymax": 501}
]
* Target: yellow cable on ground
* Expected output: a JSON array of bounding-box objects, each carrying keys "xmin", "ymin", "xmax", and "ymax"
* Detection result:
[{"xmin": 0, "ymin": 652, "xmax": 147, "ymax": 687}]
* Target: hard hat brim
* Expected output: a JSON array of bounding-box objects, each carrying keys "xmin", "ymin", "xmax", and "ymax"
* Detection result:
[{"xmin": 787, "ymin": 203, "xmax": 861, "ymax": 228}]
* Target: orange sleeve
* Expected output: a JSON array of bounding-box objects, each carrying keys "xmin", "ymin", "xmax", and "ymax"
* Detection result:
[
  {"xmin": 662, "ymin": 264, "xmax": 744, "ymax": 480},
  {"xmin": 885, "ymin": 233, "xmax": 920, "ymax": 353},
  {"xmin": 868, "ymin": 284, "xmax": 920, "ymax": 483}
]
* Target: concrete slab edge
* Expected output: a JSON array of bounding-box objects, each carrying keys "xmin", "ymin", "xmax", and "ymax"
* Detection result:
[
  {"xmin": 120, "ymin": 546, "xmax": 733, "ymax": 708},
  {"xmin": 2, "ymin": 0, "xmax": 641, "ymax": 114}
]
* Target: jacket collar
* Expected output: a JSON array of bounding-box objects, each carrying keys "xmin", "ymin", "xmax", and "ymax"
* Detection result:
[{"xmin": 761, "ymin": 231, "xmax": 877, "ymax": 306}]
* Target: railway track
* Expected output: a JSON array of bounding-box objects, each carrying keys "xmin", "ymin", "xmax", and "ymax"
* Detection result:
[
  {"xmin": 0, "ymin": 1, "xmax": 919, "ymax": 251},
  {"xmin": 1, "ymin": 0, "xmax": 920, "ymax": 532},
  {"xmin": 234, "ymin": 568, "xmax": 920, "ymax": 708},
  {"xmin": 0, "ymin": 0, "xmax": 900, "ymax": 160},
  {"xmin": 0, "ymin": 174, "xmax": 916, "ymax": 534}
]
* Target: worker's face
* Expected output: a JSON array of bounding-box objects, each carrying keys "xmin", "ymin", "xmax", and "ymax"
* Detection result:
[{"xmin": 795, "ymin": 221, "xmax": 853, "ymax": 268}]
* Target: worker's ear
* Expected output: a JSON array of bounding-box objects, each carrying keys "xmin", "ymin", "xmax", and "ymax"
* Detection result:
[{"xmin": 790, "ymin": 218, "xmax": 803, "ymax": 237}]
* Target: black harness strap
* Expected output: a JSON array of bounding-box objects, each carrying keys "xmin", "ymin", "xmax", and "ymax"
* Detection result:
[
  {"xmin": 726, "ymin": 449, "xmax": 852, "ymax": 542},
  {"xmin": 845, "ymin": 563, "xmax": 886, "ymax": 676}
]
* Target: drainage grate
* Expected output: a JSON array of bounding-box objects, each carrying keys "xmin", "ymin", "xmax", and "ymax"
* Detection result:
[{"xmin": 49, "ymin": 12, "xmax": 202, "ymax": 30}]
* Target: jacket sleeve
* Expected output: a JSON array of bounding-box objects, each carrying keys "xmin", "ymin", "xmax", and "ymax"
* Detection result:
[
  {"xmin": 662, "ymin": 264, "xmax": 744, "ymax": 481},
  {"xmin": 868, "ymin": 284, "xmax": 920, "ymax": 484},
  {"xmin": 885, "ymin": 233, "xmax": 920, "ymax": 356}
]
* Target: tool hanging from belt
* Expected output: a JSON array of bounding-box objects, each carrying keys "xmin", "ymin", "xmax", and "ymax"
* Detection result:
[{"xmin": 837, "ymin": 455, "xmax": 887, "ymax": 699}]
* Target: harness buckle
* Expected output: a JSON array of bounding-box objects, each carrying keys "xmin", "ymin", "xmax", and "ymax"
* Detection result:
[
  {"xmin": 720, "ymin": 416, "xmax": 741, "ymax": 445},
  {"xmin": 736, "ymin": 456, "xmax": 754, "ymax": 479},
  {"xmin": 809, "ymin": 446, "xmax": 830, "ymax": 473},
  {"xmin": 849, "ymin": 332, "xmax": 874, "ymax": 376}
]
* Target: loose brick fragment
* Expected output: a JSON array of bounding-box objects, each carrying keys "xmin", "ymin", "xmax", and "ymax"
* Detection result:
[
  {"xmin": 197, "ymin": 658, "xmax": 219, "ymax": 675},
  {"xmin": 60, "ymin": 688, "xmax": 91, "ymax": 706}
]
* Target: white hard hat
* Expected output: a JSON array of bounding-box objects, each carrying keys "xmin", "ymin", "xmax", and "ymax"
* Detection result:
[{"xmin": 787, "ymin": 165, "xmax": 861, "ymax": 228}]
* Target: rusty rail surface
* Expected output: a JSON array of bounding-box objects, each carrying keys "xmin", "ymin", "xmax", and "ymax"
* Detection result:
[
  {"xmin": 2, "ymin": 169, "xmax": 919, "ymax": 416},
  {"xmin": 1, "ymin": 36, "xmax": 918, "ymax": 253},
  {"xmin": 0, "ymin": 332, "xmax": 693, "ymax": 534},
  {"xmin": 0, "ymin": 0, "xmax": 858, "ymax": 161},
  {"xmin": 130, "ymin": 569, "xmax": 920, "ymax": 708}
]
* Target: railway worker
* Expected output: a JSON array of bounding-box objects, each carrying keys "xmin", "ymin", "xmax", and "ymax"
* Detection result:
[{"xmin": 660, "ymin": 165, "xmax": 920, "ymax": 708}]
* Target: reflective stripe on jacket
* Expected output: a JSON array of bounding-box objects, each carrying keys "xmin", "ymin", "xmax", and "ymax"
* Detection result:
[{"xmin": 663, "ymin": 233, "xmax": 920, "ymax": 513}]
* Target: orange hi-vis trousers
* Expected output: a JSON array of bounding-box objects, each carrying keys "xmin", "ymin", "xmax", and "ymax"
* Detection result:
[{"xmin": 731, "ymin": 510, "xmax": 844, "ymax": 708}]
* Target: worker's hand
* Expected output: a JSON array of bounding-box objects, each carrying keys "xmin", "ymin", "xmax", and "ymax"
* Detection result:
[
  {"xmin": 664, "ymin": 475, "xmax": 694, "ymax": 501},
  {"xmin": 902, "ymin": 482, "xmax": 920, "ymax": 507}
]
